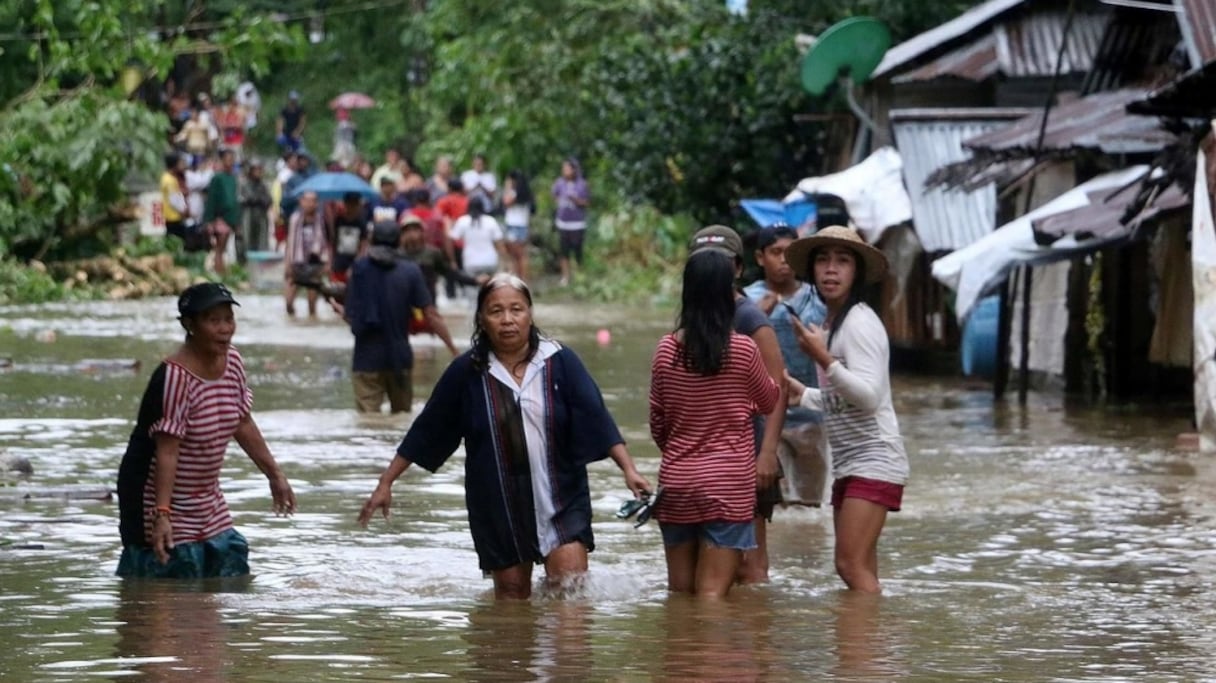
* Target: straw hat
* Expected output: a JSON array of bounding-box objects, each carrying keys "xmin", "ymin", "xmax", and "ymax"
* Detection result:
[{"xmin": 785, "ymin": 225, "xmax": 888, "ymax": 284}]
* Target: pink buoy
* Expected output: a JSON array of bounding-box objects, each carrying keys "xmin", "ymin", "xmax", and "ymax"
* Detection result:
[{"xmin": 596, "ymin": 329, "xmax": 611, "ymax": 346}]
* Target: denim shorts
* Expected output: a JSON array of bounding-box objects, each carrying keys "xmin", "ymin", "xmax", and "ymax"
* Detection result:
[
  {"xmin": 116, "ymin": 528, "xmax": 250, "ymax": 579},
  {"xmin": 504, "ymin": 224, "xmax": 529, "ymax": 244},
  {"xmin": 659, "ymin": 520, "xmax": 757, "ymax": 551}
]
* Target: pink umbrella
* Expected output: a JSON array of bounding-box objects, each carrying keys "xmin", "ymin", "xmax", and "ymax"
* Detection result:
[{"xmin": 328, "ymin": 92, "xmax": 376, "ymax": 110}]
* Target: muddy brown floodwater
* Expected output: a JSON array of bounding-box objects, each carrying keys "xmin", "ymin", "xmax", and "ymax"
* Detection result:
[{"xmin": 1, "ymin": 293, "xmax": 1212, "ymax": 681}]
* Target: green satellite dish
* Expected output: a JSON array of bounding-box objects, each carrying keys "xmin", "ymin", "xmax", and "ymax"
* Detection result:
[{"xmin": 799, "ymin": 16, "xmax": 891, "ymax": 96}]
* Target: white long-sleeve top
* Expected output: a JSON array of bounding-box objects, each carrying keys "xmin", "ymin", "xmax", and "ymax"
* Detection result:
[{"xmin": 798, "ymin": 303, "xmax": 909, "ymax": 485}]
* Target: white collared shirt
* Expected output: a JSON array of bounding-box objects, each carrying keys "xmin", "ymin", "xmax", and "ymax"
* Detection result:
[{"xmin": 488, "ymin": 339, "xmax": 563, "ymax": 556}]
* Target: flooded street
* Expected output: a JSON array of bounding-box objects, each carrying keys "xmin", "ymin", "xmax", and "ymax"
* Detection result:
[{"xmin": 2, "ymin": 293, "xmax": 1214, "ymax": 681}]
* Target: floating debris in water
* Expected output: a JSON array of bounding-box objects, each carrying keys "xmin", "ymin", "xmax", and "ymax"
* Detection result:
[
  {"xmin": 1, "ymin": 451, "xmax": 33, "ymax": 476},
  {"xmin": 0, "ymin": 486, "xmax": 113, "ymax": 502},
  {"xmin": 1, "ymin": 359, "xmax": 141, "ymax": 376}
]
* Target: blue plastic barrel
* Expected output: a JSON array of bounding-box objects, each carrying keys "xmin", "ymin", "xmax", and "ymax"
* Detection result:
[{"xmin": 960, "ymin": 296, "xmax": 1000, "ymax": 378}]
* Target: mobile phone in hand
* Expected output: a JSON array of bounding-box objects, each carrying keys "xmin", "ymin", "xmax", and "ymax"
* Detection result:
[{"xmin": 779, "ymin": 300, "xmax": 799, "ymax": 319}]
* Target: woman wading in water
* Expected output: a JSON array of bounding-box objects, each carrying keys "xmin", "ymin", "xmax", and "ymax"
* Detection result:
[
  {"xmin": 783, "ymin": 225, "xmax": 909, "ymax": 593},
  {"xmin": 358, "ymin": 274, "xmax": 649, "ymax": 599}
]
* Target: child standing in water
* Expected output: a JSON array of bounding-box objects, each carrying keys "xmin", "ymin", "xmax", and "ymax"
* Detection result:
[{"xmin": 783, "ymin": 225, "xmax": 909, "ymax": 593}]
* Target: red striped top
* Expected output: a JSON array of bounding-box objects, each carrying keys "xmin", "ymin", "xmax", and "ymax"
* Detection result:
[
  {"xmin": 649, "ymin": 333, "xmax": 779, "ymax": 524},
  {"xmin": 142, "ymin": 346, "xmax": 253, "ymax": 544}
]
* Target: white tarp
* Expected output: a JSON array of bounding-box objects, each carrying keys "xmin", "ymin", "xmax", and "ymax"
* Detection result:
[
  {"xmin": 931, "ymin": 166, "xmax": 1149, "ymax": 322},
  {"xmin": 784, "ymin": 146, "xmax": 914, "ymax": 244},
  {"xmin": 1193, "ymin": 143, "xmax": 1216, "ymax": 454}
]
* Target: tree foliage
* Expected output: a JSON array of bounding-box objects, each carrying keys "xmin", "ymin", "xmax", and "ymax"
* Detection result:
[
  {"xmin": 0, "ymin": 0, "xmax": 304, "ymax": 260},
  {"xmin": 1, "ymin": 0, "xmax": 980, "ymax": 271},
  {"xmin": 257, "ymin": 0, "xmax": 980, "ymax": 227}
]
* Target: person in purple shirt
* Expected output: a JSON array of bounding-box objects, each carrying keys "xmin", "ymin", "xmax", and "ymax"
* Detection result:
[{"xmin": 551, "ymin": 157, "xmax": 589, "ymax": 287}]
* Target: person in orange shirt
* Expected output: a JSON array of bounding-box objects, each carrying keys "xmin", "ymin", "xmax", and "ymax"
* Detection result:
[{"xmin": 434, "ymin": 178, "xmax": 470, "ymax": 299}]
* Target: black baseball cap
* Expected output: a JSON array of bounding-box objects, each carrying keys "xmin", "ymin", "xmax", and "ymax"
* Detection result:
[{"xmin": 178, "ymin": 282, "xmax": 239, "ymax": 316}]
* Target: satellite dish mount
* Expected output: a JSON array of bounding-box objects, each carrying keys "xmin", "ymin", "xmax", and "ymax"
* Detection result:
[{"xmin": 800, "ymin": 17, "xmax": 891, "ymax": 134}]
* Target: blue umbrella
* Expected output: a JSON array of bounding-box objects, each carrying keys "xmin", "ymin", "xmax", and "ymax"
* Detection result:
[{"xmin": 289, "ymin": 172, "xmax": 377, "ymax": 201}]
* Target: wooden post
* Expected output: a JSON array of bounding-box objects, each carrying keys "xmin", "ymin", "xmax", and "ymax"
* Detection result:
[
  {"xmin": 1018, "ymin": 264, "xmax": 1034, "ymax": 404},
  {"xmin": 994, "ymin": 272, "xmax": 1015, "ymax": 399}
]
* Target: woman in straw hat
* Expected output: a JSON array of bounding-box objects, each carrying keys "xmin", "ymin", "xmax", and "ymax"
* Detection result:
[{"xmin": 783, "ymin": 225, "xmax": 909, "ymax": 593}]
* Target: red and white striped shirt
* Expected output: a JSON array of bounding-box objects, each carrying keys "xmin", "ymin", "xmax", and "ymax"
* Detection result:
[
  {"xmin": 649, "ymin": 333, "xmax": 779, "ymax": 525},
  {"xmin": 142, "ymin": 347, "xmax": 253, "ymax": 544}
]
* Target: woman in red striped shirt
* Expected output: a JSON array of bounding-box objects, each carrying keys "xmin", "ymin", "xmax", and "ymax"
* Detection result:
[
  {"xmin": 649, "ymin": 250, "xmax": 780, "ymax": 597},
  {"xmin": 116, "ymin": 282, "xmax": 295, "ymax": 578}
]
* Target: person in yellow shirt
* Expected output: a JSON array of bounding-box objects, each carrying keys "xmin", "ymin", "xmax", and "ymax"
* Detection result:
[{"xmin": 161, "ymin": 153, "xmax": 189, "ymax": 241}]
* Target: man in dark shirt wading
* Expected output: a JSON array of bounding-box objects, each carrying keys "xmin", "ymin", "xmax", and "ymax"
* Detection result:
[{"xmin": 343, "ymin": 221, "xmax": 458, "ymax": 414}]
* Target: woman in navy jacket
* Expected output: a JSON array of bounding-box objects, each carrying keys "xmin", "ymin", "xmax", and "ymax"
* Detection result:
[{"xmin": 358, "ymin": 274, "xmax": 650, "ymax": 598}]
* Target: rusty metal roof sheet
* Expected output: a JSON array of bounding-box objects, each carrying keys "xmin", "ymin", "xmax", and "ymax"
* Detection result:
[
  {"xmin": 891, "ymin": 108, "xmax": 1033, "ymax": 251},
  {"xmin": 1082, "ymin": 7, "xmax": 1184, "ymax": 93},
  {"xmin": 1178, "ymin": 0, "xmax": 1216, "ymax": 65},
  {"xmin": 893, "ymin": 9, "xmax": 1109, "ymax": 83},
  {"xmin": 962, "ymin": 88, "xmax": 1173, "ymax": 155},
  {"xmin": 893, "ymin": 33, "xmax": 999, "ymax": 83},
  {"xmin": 994, "ymin": 9, "xmax": 1110, "ymax": 77},
  {"xmin": 1031, "ymin": 180, "xmax": 1189, "ymax": 243},
  {"xmin": 875, "ymin": 0, "xmax": 1028, "ymax": 78}
]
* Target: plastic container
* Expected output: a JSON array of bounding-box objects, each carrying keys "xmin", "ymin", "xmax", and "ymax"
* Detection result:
[
  {"xmin": 246, "ymin": 250, "xmax": 284, "ymax": 292},
  {"xmin": 961, "ymin": 295, "xmax": 1000, "ymax": 378}
]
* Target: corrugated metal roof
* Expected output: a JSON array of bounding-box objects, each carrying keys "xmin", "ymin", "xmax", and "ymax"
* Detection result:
[
  {"xmin": 1082, "ymin": 8, "xmax": 1183, "ymax": 93},
  {"xmin": 962, "ymin": 88, "xmax": 1173, "ymax": 155},
  {"xmin": 1178, "ymin": 0, "xmax": 1216, "ymax": 65},
  {"xmin": 892, "ymin": 9, "xmax": 1110, "ymax": 83},
  {"xmin": 893, "ymin": 33, "xmax": 999, "ymax": 83},
  {"xmin": 1031, "ymin": 181, "xmax": 1188, "ymax": 243},
  {"xmin": 875, "ymin": 0, "xmax": 1028, "ymax": 78},
  {"xmin": 994, "ymin": 9, "xmax": 1110, "ymax": 76},
  {"xmin": 891, "ymin": 109, "xmax": 1033, "ymax": 252}
]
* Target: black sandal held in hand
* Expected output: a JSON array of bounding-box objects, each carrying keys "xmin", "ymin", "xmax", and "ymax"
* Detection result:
[{"xmin": 616, "ymin": 488, "xmax": 662, "ymax": 528}]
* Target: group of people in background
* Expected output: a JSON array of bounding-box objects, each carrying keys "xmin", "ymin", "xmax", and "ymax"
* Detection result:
[
  {"xmin": 159, "ymin": 83, "xmax": 594, "ymax": 302},
  {"xmin": 159, "ymin": 86, "xmax": 302, "ymax": 275}
]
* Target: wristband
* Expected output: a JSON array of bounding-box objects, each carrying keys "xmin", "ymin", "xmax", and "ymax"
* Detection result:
[{"xmin": 153, "ymin": 505, "xmax": 172, "ymax": 518}]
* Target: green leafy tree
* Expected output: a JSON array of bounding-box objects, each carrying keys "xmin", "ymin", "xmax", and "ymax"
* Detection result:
[{"xmin": 0, "ymin": 0, "xmax": 304, "ymax": 260}]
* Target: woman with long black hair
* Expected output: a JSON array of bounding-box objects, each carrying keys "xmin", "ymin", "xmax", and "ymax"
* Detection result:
[
  {"xmin": 648, "ymin": 249, "xmax": 780, "ymax": 598},
  {"xmin": 783, "ymin": 225, "xmax": 909, "ymax": 593}
]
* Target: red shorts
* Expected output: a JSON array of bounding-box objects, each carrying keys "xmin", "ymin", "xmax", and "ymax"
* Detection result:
[{"xmin": 831, "ymin": 476, "xmax": 904, "ymax": 512}]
